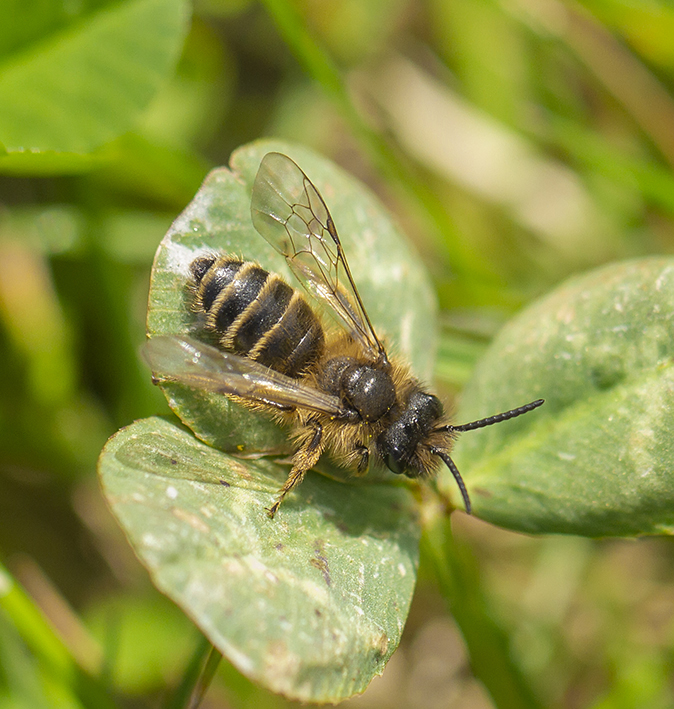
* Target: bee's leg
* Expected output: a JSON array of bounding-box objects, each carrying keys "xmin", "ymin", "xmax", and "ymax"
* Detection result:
[
  {"xmin": 267, "ymin": 422, "xmax": 323, "ymax": 518},
  {"xmin": 354, "ymin": 445, "xmax": 369, "ymax": 475}
]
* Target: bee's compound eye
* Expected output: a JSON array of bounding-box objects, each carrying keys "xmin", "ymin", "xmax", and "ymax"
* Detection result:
[
  {"xmin": 384, "ymin": 452, "xmax": 406, "ymax": 475},
  {"xmin": 379, "ymin": 425, "xmax": 409, "ymax": 475}
]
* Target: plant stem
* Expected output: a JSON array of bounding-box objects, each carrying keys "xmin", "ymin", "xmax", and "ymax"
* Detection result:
[
  {"xmin": 167, "ymin": 634, "xmax": 222, "ymax": 709},
  {"xmin": 422, "ymin": 514, "xmax": 544, "ymax": 709}
]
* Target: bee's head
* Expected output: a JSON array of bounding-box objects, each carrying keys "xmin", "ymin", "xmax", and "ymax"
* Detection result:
[
  {"xmin": 377, "ymin": 391, "xmax": 443, "ymax": 477},
  {"xmin": 377, "ymin": 390, "xmax": 471, "ymax": 513},
  {"xmin": 379, "ymin": 396, "xmax": 545, "ymax": 515}
]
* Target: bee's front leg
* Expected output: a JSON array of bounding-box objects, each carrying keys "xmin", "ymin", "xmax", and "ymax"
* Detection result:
[
  {"xmin": 267, "ymin": 421, "xmax": 324, "ymax": 518},
  {"xmin": 354, "ymin": 445, "xmax": 369, "ymax": 475}
]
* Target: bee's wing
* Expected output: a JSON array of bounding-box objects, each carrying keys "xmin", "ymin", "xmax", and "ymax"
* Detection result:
[
  {"xmin": 251, "ymin": 152, "xmax": 387, "ymax": 362},
  {"xmin": 144, "ymin": 336, "xmax": 345, "ymax": 416}
]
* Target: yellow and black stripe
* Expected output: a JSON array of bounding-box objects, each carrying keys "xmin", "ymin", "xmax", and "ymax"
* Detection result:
[{"xmin": 190, "ymin": 255, "xmax": 324, "ymax": 378}]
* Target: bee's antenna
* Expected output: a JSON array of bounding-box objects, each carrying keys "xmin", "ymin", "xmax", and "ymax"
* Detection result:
[
  {"xmin": 431, "ymin": 448, "xmax": 472, "ymax": 515},
  {"xmin": 430, "ymin": 399, "xmax": 544, "ymax": 514},
  {"xmin": 437, "ymin": 399, "xmax": 544, "ymax": 434}
]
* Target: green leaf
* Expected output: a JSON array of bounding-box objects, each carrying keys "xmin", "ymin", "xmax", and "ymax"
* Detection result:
[
  {"xmin": 447, "ymin": 257, "xmax": 674, "ymax": 537},
  {"xmin": 98, "ymin": 417, "xmax": 420, "ymax": 703},
  {"xmin": 0, "ymin": 0, "xmax": 190, "ymax": 153},
  {"xmin": 146, "ymin": 138, "xmax": 438, "ymax": 456},
  {"xmin": 100, "ymin": 139, "xmax": 438, "ymax": 700}
]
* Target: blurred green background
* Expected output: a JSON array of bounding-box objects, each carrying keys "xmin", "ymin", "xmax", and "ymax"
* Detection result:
[{"xmin": 2, "ymin": 0, "xmax": 674, "ymax": 707}]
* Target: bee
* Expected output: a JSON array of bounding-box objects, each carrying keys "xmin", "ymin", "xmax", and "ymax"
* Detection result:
[{"xmin": 145, "ymin": 152, "xmax": 544, "ymax": 518}]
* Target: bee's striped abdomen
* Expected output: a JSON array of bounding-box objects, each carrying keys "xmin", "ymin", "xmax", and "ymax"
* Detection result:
[{"xmin": 190, "ymin": 255, "xmax": 324, "ymax": 377}]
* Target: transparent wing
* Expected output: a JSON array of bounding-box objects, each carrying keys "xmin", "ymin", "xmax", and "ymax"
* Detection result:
[
  {"xmin": 144, "ymin": 336, "xmax": 345, "ymax": 416},
  {"xmin": 250, "ymin": 152, "xmax": 386, "ymax": 362}
]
